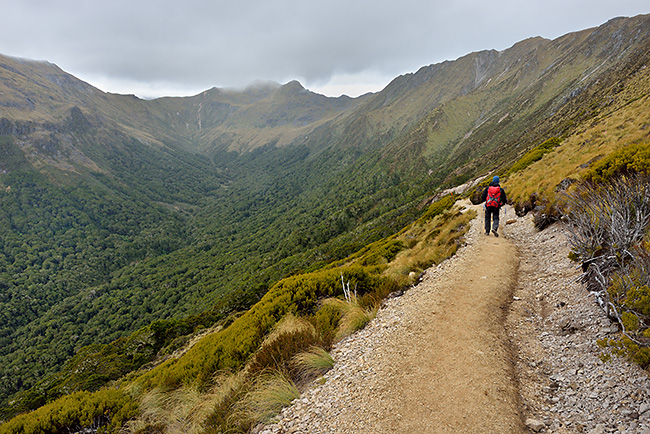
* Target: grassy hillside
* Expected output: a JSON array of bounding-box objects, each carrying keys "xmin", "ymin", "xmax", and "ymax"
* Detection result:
[
  {"xmin": 507, "ymin": 56, "xmax": 650, "ymax": 203},
  {"xmin": 0, "ymin": 193, "xmax": 471, "ymax": 433},
  {"xmin": 0, "ymin": 13, "xmax": 649, "ymax": 431}
]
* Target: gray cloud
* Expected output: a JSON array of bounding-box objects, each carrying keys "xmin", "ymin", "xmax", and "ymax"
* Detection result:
[{"xmin": 0, "ymin": 0, "xmax": 647, "ymax": 98}]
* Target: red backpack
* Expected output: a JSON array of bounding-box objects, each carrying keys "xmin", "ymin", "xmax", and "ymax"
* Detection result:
[{"xmin": 486, "ymin": 186, "xmax": 501, "ymax": 208}]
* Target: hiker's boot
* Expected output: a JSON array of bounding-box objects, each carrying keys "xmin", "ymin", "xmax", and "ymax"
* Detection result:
[{"xmin": 492, "ymin": 229, "xmax": 499, "ymax": 237}]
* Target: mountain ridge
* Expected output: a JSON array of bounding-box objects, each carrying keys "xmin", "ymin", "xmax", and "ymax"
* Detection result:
[{"xmin": 2, "ymin": 14, "xmax": 649, "ymax": 169}]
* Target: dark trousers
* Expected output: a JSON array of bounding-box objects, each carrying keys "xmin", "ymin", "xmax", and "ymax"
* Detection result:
[{"xmin": 485, "ymin": 206, "xmax": 500, "ymax": 234}]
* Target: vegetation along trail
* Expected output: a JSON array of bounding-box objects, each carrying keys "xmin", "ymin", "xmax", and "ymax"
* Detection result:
[{"xmin": 261, "ymin": 201, "xmax": 525, "ymax": 433}]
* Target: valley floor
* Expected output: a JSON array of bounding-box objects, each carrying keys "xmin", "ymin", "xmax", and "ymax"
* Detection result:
[{"xmin": 259, "ymin": 201, "xmax": 650, "ymax": 434}]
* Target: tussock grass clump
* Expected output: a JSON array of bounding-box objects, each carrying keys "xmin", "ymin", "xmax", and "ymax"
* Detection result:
[
  {"xmin": 323, "ymin": 298, "xmax": 377, "ymax": 341},
  {"xmin": 247, "ymin": 314, "xmax": 320, "ymax": 375},
  {"xmin": 292, "ymin": 346, "xmax": 335, "ymax": 382},
  {"xmin": 229, "ymin": 370, "xmax": 300, "ymax": 429},
  {"xmin": 127, "ymin": 371, "xmax": 247, "ymax": 434}
]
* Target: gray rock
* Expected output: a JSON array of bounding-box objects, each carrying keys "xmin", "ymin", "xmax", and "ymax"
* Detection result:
[
  {"xmin": 525, "ymin": 418, "xmax": 546, "ymax": 432},
  {"xmin": 641, "ymin": 403, "xmax": 650, "ymax": 415},
  {"xmin": 589, "ymin": 423, "xmax": 606, "ymax": 434}
]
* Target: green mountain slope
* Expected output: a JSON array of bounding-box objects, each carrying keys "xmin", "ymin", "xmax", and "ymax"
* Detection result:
[{"xmin": 0, "ymin": 13, "xmax": 649, "ymax": 418}]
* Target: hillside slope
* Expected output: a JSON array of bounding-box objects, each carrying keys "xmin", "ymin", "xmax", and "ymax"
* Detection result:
[
  {"xmin": 0, "ymin": 13, "xmax": 649, "ymax": 417},
  {"xmin": 260, "ymin": 207, "xmax": 650, "ymax": 434},
  {"xmin": 256, "ymin": 203, "xmax": 523, "ymax": 433}
]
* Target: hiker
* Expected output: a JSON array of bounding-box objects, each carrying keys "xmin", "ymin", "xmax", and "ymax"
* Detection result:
[{"xmin": 481, "ymin": 175, "xmax": 507, "ymax": 237}]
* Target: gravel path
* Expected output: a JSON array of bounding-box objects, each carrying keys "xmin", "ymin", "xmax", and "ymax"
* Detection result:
[
  {"xmin": 258, "ymin": 203, "xmax": 650, "ymax": 434},
  {"xmin": 506, "ymin": 210, "xmax": 650, "ymax": 433}
]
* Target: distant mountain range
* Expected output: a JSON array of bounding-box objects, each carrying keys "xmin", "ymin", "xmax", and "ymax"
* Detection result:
[
  {"xmin": 2, "ymin": 15, "xmax": 649, "ymax": 181},
  {"xmin": 0, "ymin": 13, "xmax": 649, "ymax": 415}
]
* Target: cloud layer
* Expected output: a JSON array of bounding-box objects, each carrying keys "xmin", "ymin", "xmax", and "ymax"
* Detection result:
[{"xmin": 1, "ymin": 0, "xmax": 648, "ymax": 98}]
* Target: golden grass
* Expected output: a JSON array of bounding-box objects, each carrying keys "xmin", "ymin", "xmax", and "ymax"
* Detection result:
[
  {"xmin": 125, "ymin": 373, "xmax": 242, "ymax": 434},
  {"xmin": 386, "ymin": 205, "xmax": 475, "ymax": 282},
  {"xmin": 292, "ymin": 346, "xmax": 335, "ymax": 380},
  {"xmin": 261, "ymin": 313, "xmax": 317, "ymax": 347},
  {"xmin": 507, "ymin": 92, "xmax": 650, "ymax": 204},
  {"xmin": 230, "ymin": 370, "xmax": 300, "ymax": 427},
  {"xmin": 120, "ymin": 198, "xmax": 483, "ymax": 433},
  {"xmin": 322, "ymin": 297, "xmax": 377, "ymax": 341}
]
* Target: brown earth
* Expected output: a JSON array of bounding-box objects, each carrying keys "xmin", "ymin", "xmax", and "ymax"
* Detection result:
[
  {"xmin": 262, "ymin": 201, "xmax": 650, "ymax": 434},
  {"xmin": 392, "ymin": 220, "xmax": 523, "ymax": 433},
  {"xmin": 262, "ymin": 202, "xmax": 525, "ymax": 433}
]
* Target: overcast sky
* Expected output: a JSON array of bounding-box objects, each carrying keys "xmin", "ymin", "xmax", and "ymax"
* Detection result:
[{"xmin": 0, "ymin": 1, "xmax": 647, "ymax": 99}]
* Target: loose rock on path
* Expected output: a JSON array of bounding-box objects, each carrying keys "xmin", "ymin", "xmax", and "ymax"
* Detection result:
[{"xmin": 259, "ymin": 202, "xmax": 650, "ymax": 434}]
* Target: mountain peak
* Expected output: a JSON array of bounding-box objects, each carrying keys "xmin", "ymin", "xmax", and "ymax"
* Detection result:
[{"xmin": 280, "ymin": 80, "xmax": 307, "ymax": 94}]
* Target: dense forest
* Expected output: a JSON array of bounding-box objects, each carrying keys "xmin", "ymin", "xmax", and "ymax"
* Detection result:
[{"xmin": 0, "ymin": 130, "xmax": 433, "ymax": 407}]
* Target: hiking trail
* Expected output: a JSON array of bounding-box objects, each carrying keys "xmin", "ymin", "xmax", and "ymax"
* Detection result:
[{"xmin": 260, "ymin": 201, "xmax": 650, "ymax": 434}]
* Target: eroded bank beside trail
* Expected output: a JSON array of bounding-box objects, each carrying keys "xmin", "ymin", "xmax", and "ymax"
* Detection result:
[{"xmin": 506, "ymin": 212, "xmax": 650, "ymax": 434}]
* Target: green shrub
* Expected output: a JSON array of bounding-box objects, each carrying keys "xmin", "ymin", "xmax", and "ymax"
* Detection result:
[
  {"xmin": 3, "ymin": 308, "xmax": 223, "ymax": 421},
  {"xmin": 507, "ymin": 137, "xmax": 562, "ymax": 176},
  {"xmin": 419, "ymin": 194, "xmax": 456, "ymax": 223},
  {"xmin": 325, "ymin": 238, "xmax": 405, "ymax": 269},
  {"xmin": 356, "ymin": 277, "xmax": 401, "ymax": 310},
  {"xmin": 0, "ymin": 389, "xmax": 137, "ymax": 434},
  {"xmin": 359, "ymin": 239, "xmax": 405, "ymax": 266},
  {"xmin": 310, "ymin": 303, "xmax": 343, "ymax": 349},
  {"xmin": 136, "ymin": 266, "xmax": 388, "ymax": 391},
  {"xmin": 584, "ymin": 142, "xmax": 650, "ymax": 183},
  {"xmin": 599, "ymin": 337, "xmax": 650, "ymax": 369}
]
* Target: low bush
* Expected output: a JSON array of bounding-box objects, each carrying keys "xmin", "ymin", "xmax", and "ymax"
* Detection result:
[
  {"xmin": 583, "ymin": 142, "xmax": 650, "ymax": 183},
  {"xmin": 419, "ymin": 194, "xmax": 456, "ymax": 223},
  {"xmin": 309, "ymin": 302, "xmax": 342, "ymax": 349},
  {"xmin": 566, "ymin": 174, "xmax": 650, "ymax": 292},
  {"xmin": 135, "ymin": 266, "xmax": 388, "ymax": 391},
  {"xmin": 566, "ymin": 173, "xmax": 650, "ymax": 369}
]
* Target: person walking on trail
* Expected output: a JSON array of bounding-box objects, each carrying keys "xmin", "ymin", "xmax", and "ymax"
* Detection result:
[{"xmin": 481, "ymin": 175, "xmax": 507, "ymax": 237}]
